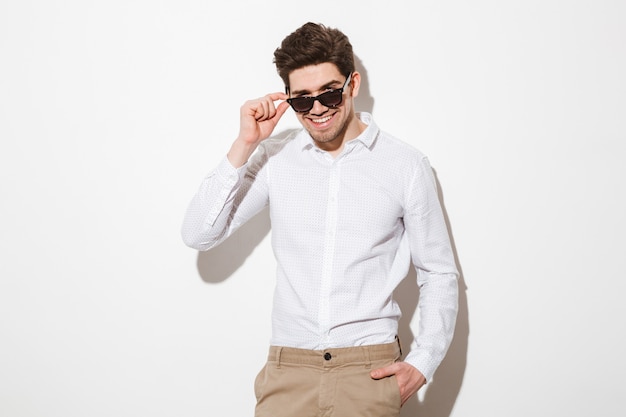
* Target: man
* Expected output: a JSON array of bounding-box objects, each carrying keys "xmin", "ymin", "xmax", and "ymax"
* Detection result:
[{"xmin": 182, "ymin": 22, "xmax": 458, "ymax": 417}]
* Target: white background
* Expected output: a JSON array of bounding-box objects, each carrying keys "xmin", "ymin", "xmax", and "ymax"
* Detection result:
[{"xmin": 1, "ymin": 1, "xmax": 625, "ymax": 416}]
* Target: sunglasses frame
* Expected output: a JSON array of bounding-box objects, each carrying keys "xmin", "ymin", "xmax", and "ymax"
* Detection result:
[{"xmin": 286, "ymin": 72, "xmax": 352, "ymax": 113}]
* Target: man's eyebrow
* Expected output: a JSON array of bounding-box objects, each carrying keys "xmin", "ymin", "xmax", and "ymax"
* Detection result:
[{"xmin": 290, "ymin": 79, "xmax": 343, "ymax": 96}]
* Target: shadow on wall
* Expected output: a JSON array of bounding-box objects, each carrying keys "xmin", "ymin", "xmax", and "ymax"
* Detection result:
[
  {"xmin": 196, "ymin": 206, "xmax": 271, "ymax": 283},
  {"xmin": 354, "ymin": 54, "xmax": 375, "ymax": 114},
  {"xmin": 195, "ymin": 56, "xmax": 468, "ymax": 417}
]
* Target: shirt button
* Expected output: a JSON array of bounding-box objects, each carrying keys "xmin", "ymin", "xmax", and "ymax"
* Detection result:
[{"xmin": 324, "ymin": 352, "xmax": 332, "ymax": 361}]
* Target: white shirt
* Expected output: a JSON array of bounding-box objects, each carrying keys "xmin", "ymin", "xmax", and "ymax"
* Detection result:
[{"xmin": 182, "ymin": 112, "xmax": 458, "ymax": 380}]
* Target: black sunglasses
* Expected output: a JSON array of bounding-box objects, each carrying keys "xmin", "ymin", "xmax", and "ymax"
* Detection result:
[{"xmin": 286, "ymin": 73, "xmax": 352, "ymax": 113}]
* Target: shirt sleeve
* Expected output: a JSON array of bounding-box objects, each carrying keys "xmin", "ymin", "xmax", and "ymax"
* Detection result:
[
  {"xmin": 402, "ymin": 155, "xmax": 459, "ymax": 382},
  {"xmin": 181, "ymin": 150, "xmax": 270, "ymax": 251}
]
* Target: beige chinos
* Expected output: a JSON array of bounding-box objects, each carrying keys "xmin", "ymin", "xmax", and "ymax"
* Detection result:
[{"xmin": 254, "ymin": 339, "xmax": 403, "ymax": 417}]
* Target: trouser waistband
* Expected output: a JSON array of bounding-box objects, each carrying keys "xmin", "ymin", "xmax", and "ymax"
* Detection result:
[{"xmin": 267, "ymin": 337, "xmax": 402, "ymax": 368}]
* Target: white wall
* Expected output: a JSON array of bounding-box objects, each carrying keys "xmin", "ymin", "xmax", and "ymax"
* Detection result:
[{"xmin": 1, "ymin": 1, "xmax": 624, "ymax": 416}]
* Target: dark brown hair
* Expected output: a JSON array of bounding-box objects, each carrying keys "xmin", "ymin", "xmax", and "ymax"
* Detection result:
[{"xmin": 273, "ymin": 22, "xmax": 355, "ymax": 88}]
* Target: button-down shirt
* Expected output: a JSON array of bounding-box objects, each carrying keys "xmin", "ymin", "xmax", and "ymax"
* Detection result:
[{"xmin": 182, "ymin": 112, "xmax": 458, "ymax": 380}]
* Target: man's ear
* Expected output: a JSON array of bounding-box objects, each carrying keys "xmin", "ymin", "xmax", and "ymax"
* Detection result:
[{"xmin": 350, "ymin": 71, "xmax": 362, "ymax": 98}]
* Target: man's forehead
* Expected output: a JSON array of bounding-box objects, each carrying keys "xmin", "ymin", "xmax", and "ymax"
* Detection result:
[{"xmin": 288, "ymin": 63, "xmax": 343, "ymax": 93}]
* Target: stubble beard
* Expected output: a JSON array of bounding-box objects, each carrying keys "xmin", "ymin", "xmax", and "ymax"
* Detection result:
[{"xmin": 307, "ymin": 116, "xmax": 349, "ymax": 149}]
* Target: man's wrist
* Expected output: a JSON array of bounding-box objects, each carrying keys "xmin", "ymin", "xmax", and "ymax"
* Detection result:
[{"xmin": 227, "ymin": 138, "xmax": 258, "ymax": 168}]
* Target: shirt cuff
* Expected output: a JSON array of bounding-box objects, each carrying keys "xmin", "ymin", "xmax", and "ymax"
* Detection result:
[{"xmin": 403, "ymin": 349, "xmax": 438, "ymax": 383}]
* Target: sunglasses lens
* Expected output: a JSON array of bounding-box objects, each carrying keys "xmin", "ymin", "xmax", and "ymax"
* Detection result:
[
  {"xmin": 290, "ymin": 97, "xmax": 314, "ymax": 112},
  {"xmin": 318, "ymin": 90, "xmax": 343, "ymax": 107}
]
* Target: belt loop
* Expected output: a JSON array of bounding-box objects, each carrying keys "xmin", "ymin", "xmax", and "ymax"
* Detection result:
[
  {"xmin": 275, "ymin": 347, "xmax": 283, "ymax": 369},
  {"xmin": 363, "ymin": 345, "xmax": 371, "ymax": 369},
  {"xmin": 395, "ymin": 335, "xmax": 403, "ymax": 358}
]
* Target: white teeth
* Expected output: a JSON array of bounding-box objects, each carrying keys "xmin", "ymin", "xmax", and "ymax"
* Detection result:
[{"xmin": 312, "ymin": 115, "xmax": 332, "ymax": 123}]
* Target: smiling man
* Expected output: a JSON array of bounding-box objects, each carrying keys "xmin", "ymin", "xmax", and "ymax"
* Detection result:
[{"xmin": 182, "ymin": 22, "xmax": 459, "ymax": 417}]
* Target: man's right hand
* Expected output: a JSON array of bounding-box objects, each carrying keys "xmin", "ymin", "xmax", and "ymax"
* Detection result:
[{"xmin": 227, "ymin": 92, "xmax": 290, "ymax": 168}]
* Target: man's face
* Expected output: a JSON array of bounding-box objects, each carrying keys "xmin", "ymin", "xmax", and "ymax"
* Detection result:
[{"xmin": 287, "ymin": 63, "xmax": 360, "ymax": 153}]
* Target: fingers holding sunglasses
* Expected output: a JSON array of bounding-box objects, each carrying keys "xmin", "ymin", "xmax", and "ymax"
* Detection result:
[
  {"xmin": 238, "ymin": 93, "xmax": 289, "ymax": 144},
  {"xmin": 242, "ymin": 93, "xmax": 288, "ymax": 122}
]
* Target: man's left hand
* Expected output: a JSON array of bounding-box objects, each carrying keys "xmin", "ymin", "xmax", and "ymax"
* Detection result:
[{"xmin": 370, "ymin": 362, "xmax": 426, "ymax": 405}]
